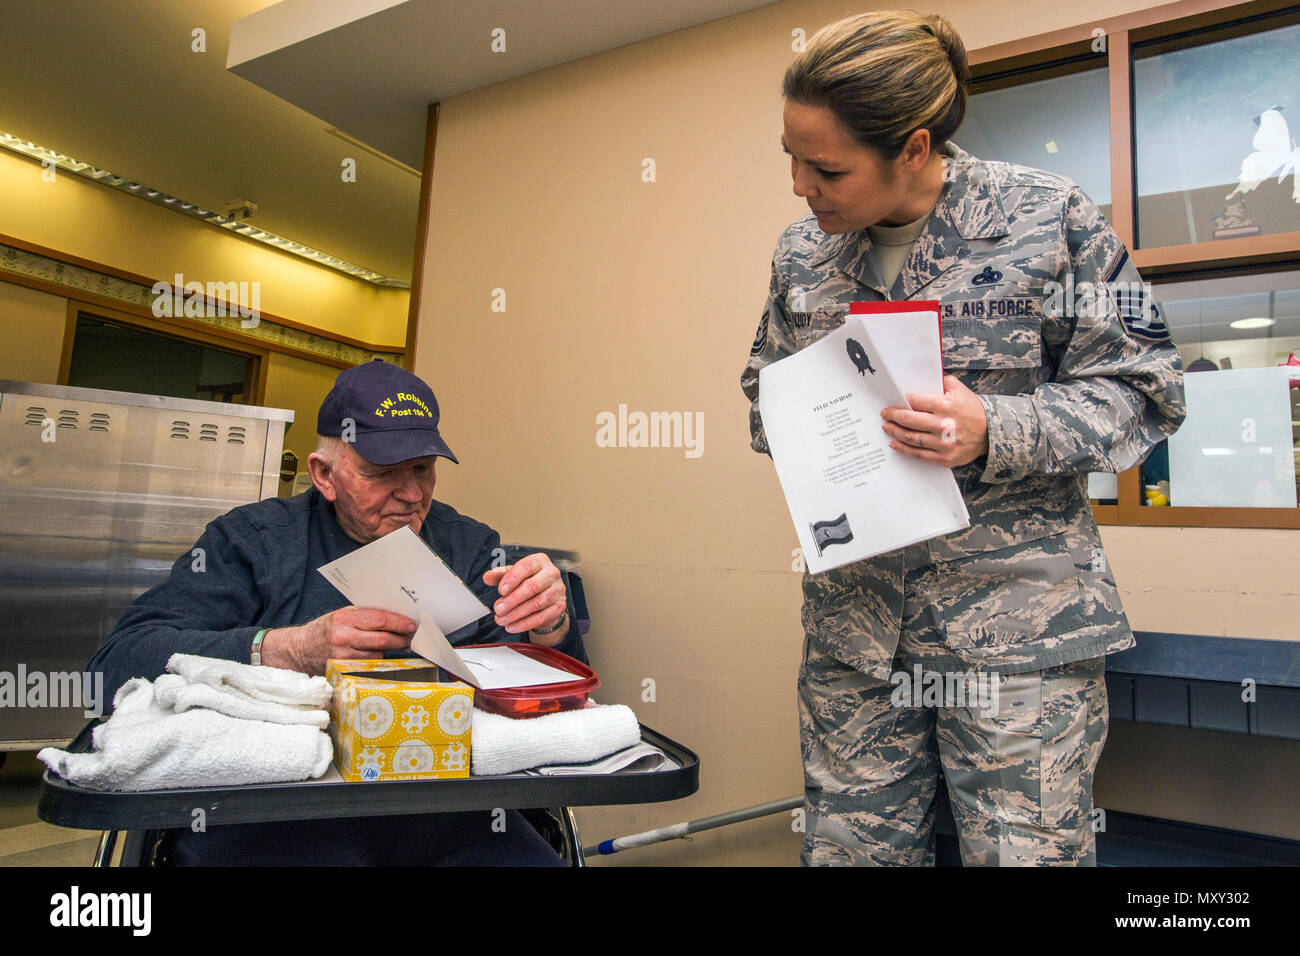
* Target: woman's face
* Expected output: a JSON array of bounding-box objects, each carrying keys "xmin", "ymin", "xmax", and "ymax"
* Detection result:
[{"xmin": 782, "ymin": 100, "xmax": 912, "ymax": 233}]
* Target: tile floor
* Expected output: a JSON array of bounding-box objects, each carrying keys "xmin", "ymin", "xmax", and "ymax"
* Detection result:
[{"xmin": 0, "ymin": 750, "xmax": 119, "ymax": 866}]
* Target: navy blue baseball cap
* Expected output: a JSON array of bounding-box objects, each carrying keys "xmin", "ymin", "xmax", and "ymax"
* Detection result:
[{"xmin": 317, "ymin": 359, "xmax": 459, "ymax": 466}]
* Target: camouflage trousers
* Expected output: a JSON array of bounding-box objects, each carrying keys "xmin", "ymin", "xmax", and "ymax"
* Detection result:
[{"xmin": 798, "ymin": 639, "xmax": 1108, "ymax": 866}]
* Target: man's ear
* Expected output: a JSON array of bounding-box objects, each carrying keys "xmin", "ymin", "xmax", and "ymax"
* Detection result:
[{"xmin": 307, "ymin": 452, "xmax": 338, "ymax": 502}]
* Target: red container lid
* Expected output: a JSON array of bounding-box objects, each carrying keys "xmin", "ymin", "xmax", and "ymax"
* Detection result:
[{"xmin": 456, "ymin": 643, "xmax": 599, "ymax": 719}]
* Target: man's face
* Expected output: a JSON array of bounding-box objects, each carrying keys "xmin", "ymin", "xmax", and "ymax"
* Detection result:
[{"xmin": 310, "ymin": 442, "xmax": 437, "ymax": 543}]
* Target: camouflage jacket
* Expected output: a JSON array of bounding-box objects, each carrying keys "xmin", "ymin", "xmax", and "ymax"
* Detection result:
[{"xmin": 741, "ymin": 143, "xmax": 1186, "ymax": 676}]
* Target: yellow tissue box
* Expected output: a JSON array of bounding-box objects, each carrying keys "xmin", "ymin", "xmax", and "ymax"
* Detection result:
[{"xmin": 326, "ymin": 658, "xmax": 474, "ymax": 782}]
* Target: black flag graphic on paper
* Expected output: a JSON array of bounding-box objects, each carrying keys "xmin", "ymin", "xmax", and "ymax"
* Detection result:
[{"xmin": 810, "ymin": 512, "xmax": 854, "ymax": 556}]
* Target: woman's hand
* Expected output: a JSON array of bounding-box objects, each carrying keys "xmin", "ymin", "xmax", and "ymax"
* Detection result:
[{"xmin": 881, "ymin": 374, "xmax": 989, "ymax": 467}]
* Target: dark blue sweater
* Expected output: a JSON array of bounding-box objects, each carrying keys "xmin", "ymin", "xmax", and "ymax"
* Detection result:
[{"xmin": 90, "ymin": 488, "xmax": 580, "ymax": 703}]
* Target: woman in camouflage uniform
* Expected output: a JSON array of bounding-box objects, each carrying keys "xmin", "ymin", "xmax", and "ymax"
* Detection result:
[{"xmin": 741, "ymin": 11, "xmax": 1185, "ymax": 866}]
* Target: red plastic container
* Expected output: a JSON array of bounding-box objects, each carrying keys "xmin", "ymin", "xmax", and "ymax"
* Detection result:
[{"xmin": 456, "ymin": 643, "xmax": 599, "ymax": 719}]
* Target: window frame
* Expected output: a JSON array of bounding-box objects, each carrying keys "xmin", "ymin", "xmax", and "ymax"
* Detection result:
[
  {"xmin": 968, "ymin": 0, "xmax": 1300, "ymax": 530},
  {"xmin": 57, "ymin": 301, "xmax": 270, "ymax": 405},
  {"xmin": 61, "ymin": 304, "xmax": 268, "ymax": 407}
]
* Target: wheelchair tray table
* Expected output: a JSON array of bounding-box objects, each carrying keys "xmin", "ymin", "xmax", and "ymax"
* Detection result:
[{"xmin": 38, "ymin": 722, "xmax": 699, "ymax": 831}]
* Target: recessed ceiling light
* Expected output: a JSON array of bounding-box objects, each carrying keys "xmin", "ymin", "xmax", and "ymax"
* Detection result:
[
  {"xmin": 0, "ymin": 130, "xmax": 408, "ymax": 288},
  {"xmin": 1044, "ymin": 140, "xmax": 1058, "ymax": 154},
  {"xmin": 1230, "ymin": 317, "xmax": 1275, "ymax": 330}
]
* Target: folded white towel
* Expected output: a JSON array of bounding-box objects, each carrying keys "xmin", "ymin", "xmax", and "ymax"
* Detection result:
[
  {"xmin": 153, "ymin": 673, "xmax": 330, "ymax": 728},
  {"xmin": 37, "ymin": 677, "xmax": 333, "ymax": 791},
  {"xmin": 167, "ymin": 653, "xmax": 332, "ymax": 708},
  {"xmin": 470, "ymin": 703, "xmax": 641, "ymax": 776}
]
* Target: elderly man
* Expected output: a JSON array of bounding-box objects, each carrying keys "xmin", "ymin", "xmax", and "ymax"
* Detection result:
[{"xmin": 89, "ymin": 359, "xmax": 579, "ymax": 865}]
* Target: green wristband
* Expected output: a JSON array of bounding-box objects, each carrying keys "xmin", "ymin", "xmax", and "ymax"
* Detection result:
[{"xmin": 250, "ymin": 627, "xmax": 271, "ymax": 666}]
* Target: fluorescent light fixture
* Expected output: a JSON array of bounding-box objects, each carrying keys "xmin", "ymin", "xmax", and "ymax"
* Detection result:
[
  {"xmin": 0, "ymin": 130, "xmax": 409, "ymax": 288},
  {"xmin": 1230, "ymin": 317, "xmax": 1275, "ymax": 330}
]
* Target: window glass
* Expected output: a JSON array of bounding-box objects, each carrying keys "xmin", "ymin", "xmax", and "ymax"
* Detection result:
[
  {"xmin": 67, "ymin": 315, "xmax": 252, "ymax": 404},
  {"xmin": 1154, "ymin": 271, "xmax": 1300, "ymax": 506},
  {"xmin": 958, "ymin": 63, "xmax": 1116, "ymax": 499},
  {"xmin": 1134, "ymin": 17, "xmax": 1300, "ymax": 247},
  {"xmin": 956, "ymin": 65, "xmax": 1116, "ymax": 501},
  {"xmin": 954, "ymin": 65, "xmax": 1111, "ymax": 217}
]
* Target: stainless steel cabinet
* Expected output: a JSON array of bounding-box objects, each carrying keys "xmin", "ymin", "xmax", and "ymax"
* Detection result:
[{"xmin": 0, "ymin": 380, "xmax": 292, "ymax": 749}]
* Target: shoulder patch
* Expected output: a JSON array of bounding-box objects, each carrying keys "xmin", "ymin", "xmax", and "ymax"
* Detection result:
[
  {"xmin": 751, "ymin": 311, "xmax": 768, "ymax": 356},
  {"xmin": 1106, "ymin": 253, "xmax": 1170, "ymax": 342},
  {"xmin": 1117, "ymin": 292, "xmax": 1171, "ymax": 342}
]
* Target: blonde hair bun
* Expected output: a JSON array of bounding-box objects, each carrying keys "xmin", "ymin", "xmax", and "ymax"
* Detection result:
[{"xmin": 784, "ymin": 10, "xmax": 969, "ymax": 156}]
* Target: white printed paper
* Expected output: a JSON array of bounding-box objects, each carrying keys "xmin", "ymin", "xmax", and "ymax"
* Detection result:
[
  {"xmin": 855, "ymin": 309, "xmax": 945, "ymax": 398},
  {"xmin": 759, "ymin": 312, "xmax": 970, "ymax": 574},
  {"xmin": 408, "ymin": 613, "xmax": 576, "ymax": 689},
  {"xmin": 450, "ymin": 644, "xmax": 581, "ymax": 690},
  {"xmin": 319, "ymin": 528, "xmax": 578, "ymax": 689},
  {"xmin": 317, "ymin": 526, "xmax": 490, "ymax": 635}
]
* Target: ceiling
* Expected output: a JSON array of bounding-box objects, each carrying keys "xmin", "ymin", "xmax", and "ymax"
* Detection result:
[
  {"xmin": 0, "ymin": 0, "xmax": 776, "ymax": 287},
  {"xmin": 228, "ymin": 0, "xmax": 780, "ymax": 172},
  {"xmin": 0, "ymin": 0, "xmax": 421, "ymax": 281}
]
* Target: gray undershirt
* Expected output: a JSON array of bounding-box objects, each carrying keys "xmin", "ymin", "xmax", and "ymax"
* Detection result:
[{"xmin": 868, "ymin": 210, "xmax": 933, "ymax": 290}]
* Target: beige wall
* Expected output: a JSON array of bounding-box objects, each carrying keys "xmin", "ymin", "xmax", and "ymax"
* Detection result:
[
  {"xmin": 0, "ymin": 282, "xmax": 67, "ymax": 384},
  {"xmin": 262, "ymin": 350, "xmax": 345, "ymax": 493},
  {"xmin": 0, "ymin": 278, "xmax": 340, "ymax": 477},
  {"xmin": 414, "ymin": 0, "xmax": 1299, "ymax": 864},
  {"xmin": 0, "ymin": 136, "xmax": 400, "ymax": 491},
  {"xmin": 0, "ymin": 274, "xmax": 348, "ymax": 496},
  {"xmin": 1103, "ymin": 527, "xmax": 1300, "ymax": 642},
  {"xmin": 0, "ymin": 148, "xmax": 408, "ymax": 348},
  {"xmin": 1097, "ymin": 525, "xmax": 1300, "ymax": 842}
]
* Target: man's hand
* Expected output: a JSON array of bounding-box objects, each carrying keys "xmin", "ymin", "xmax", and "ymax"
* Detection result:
[
  {"xmin": 881, "ymin": 374, "xmax": 989, "ymax": 468},
  {"xmin": 259, "ymin": 607, "xmax": 417, "ymax": 675},
  {"xmin": 483, "ymin": 553, "xmax": 568, "ymax": 646}
]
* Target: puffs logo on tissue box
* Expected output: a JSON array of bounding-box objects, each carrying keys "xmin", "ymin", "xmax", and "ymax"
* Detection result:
[{"xmin": 327, "ymin": 658, "xmax": 473, "ymax": 782}]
